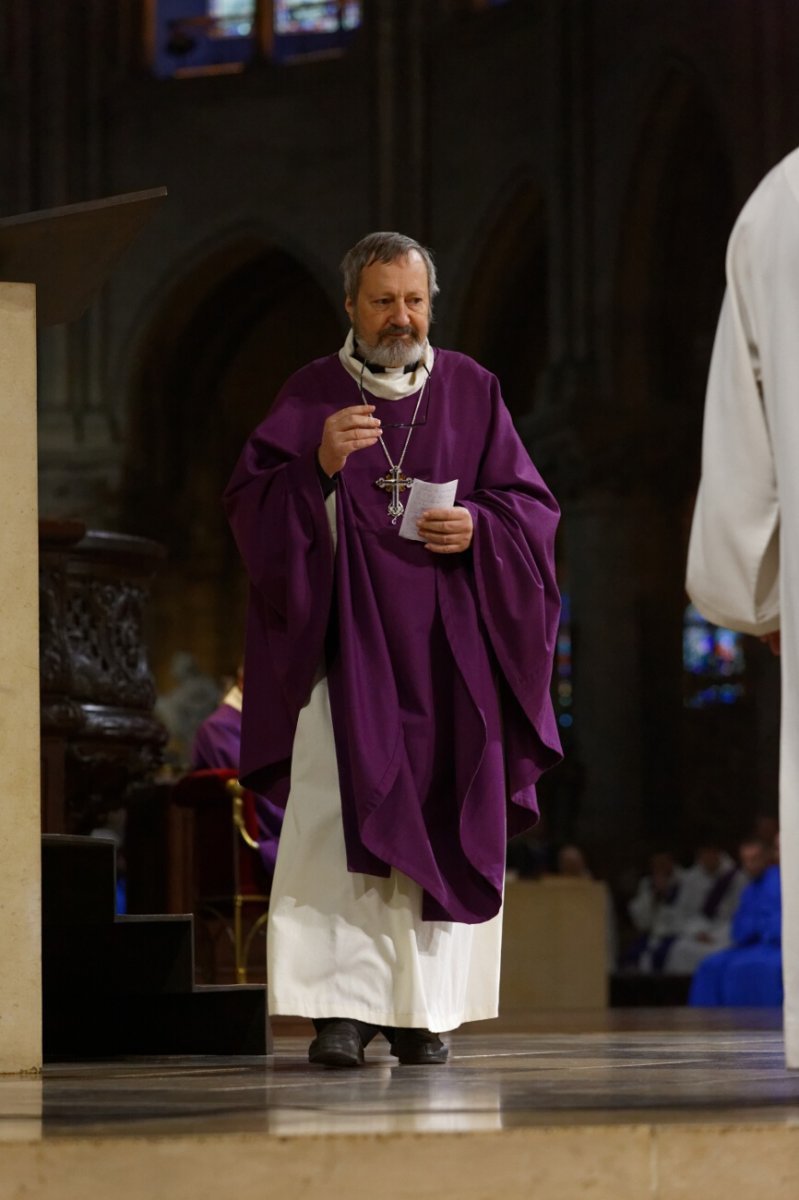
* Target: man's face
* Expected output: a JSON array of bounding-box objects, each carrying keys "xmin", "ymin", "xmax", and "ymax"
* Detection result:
[
  {"xmin": 697, "ymin": 847, "xmax": 722, "ymax": 874},
  {"xmin": 740, "ymin": 842, "xmax": 768, "ymax": 880},
  {"xmin": 346, "ymin": 251, "xmax": 430, "ymax": 368}
]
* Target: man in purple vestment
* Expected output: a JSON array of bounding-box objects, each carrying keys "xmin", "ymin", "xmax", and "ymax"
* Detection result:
[{"xmin": 224, "ymin": 232, "xmax": 561, "ymax": 1067}]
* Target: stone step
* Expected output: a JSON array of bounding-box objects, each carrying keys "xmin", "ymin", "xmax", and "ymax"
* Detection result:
[
  {"xmin": 43, "ymin": 914, "xmax": 196, "ymax": 996},
  {"xmin": 41, "ymin": 833, "xmax": 271, "ymax": 1060},
  {"xmin": 42, "ymin": 833, "xmax": 117, "ymax": 925},
  {"xmin": 43, "ymin": 985, "xmax": 270, "ymax": 1059}
]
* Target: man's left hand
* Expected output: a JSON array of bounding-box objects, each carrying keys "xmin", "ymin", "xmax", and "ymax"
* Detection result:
[{"xmin": 417, "ymin": 506, "xmax": 473, "ymax": 554}]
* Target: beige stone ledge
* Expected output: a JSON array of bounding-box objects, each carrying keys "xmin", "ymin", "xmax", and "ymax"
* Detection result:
[
  {"xmin": 0, "ymin": 281, "xmax": 43, "ymax": 1075},
  {"xmin": 0, "ymin": 1122, "xmax": 797, "ymax": 1200}
]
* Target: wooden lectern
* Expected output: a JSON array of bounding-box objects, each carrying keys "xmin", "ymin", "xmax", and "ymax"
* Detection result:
[{"xmin": 0, "ymin": 188, "xmax": 166, "ymax": 1073}]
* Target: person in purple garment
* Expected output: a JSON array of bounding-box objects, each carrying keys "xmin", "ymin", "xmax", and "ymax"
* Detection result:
[
  {"xmin": 190, "ymin": 667, "xmax": 283, "ymax": 879},
  {"xmin": 224, "ymin": 232, "xmax": 561, "ymax": 1068}
]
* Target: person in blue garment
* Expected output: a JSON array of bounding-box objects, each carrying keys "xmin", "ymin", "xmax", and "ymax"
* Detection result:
[{"xmin": 689, "ymin": 838, "xmax": 782, "ymax": 1007}]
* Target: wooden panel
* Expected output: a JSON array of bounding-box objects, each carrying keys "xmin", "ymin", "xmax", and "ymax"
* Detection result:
[
  {"xmin": 0, "ymin": 188, "xmax": 166, "ymax": 327},
  {"xmin": 500, "ymin": 878, "xmax": 609, "ymax": 1011}
]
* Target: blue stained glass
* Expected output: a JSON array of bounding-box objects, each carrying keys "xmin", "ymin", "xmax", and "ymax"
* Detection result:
[
  {"xmin": 210, "ymin": 0, "xmax": 255, "ymax": 36},
  {"xmin": 683, "ymin": 604, "xmax": 743, "ymax": 674},
  {"xmin": 275, "ymin": 1, "xmax": 361, "ymax": 34},
  {"xmin": 271, "ymin": 0, "xmax": 362, "ymax": 62},
  {"xmin": 685, "ymin": 682, "xmax": 746, "ymax": 710},
  {"xmin": 683, "ymin": 624, "xmax": 714, "ymax": 675},
  {"xmin": 715, "ymin": 627, "xmax": 745, "ymax": 675},
  {"xmin": 683, "ymin": 604, "xmax": 746, "ymax": 708},
  {"xmin": 154, "ymin": 2, "xmax": 258, "ymax": 76},
  {"xmin": 153, "ymin": 1, "xmax": 361, "ymax": 76}
]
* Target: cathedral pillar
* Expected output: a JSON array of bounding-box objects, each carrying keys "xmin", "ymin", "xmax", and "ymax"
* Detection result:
[
  {"xmin": 525, "ymin": 364, "xmax": 690, "ymax": 882},
  {"xmin": 369, "ymin": 0, "xmax": 431, "ymax": 235},
  {"xmin": 560, "ymin": 491, "xmax": 645, "ymax": 877},
  {"xmin": 0, "ymin": 283, "xmax": 42, "ymax": 1072}
]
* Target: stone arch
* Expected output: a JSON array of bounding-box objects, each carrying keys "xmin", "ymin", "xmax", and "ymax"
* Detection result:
[
  {"xmin": 612, "ymin": 72, "xmax": 745, "ymax": 848},
  {"xmin": 615, "ymin": 68, "xmax": 736, "ymax": 429},
  {"xmin": 455, "ymin": 180, "xmax": 548, "ymax": 420},
  {"xmin": 121, "ymin": 238, "xmax": 344, "ymax": 687}
]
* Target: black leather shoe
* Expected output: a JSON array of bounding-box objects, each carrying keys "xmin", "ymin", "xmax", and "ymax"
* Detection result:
[
  {"xmin": 308, "ymin": 1020, "xmax": 365, "ymax": 1068},
  {"xmin": 390, "ymin": 1028, "xmax": 449, "ymax": 1065}
]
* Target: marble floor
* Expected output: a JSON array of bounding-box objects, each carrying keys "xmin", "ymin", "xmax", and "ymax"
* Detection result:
[{"xmin": 2, "ymin": 1011, "xmax": 799, "ymax": 1200}]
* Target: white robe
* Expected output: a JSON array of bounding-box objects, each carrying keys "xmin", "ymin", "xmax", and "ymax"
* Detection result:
[
  {"xmin": 686, "ymin": 148, "xmax": 799, "ymax": 1067},
  {"xmin": 267, "ymin": 494, "xmax": 503, "ymax": 1032},
  {"xmin": 664, "ymin": 857, "xmax": 746, "ymax": 977}
]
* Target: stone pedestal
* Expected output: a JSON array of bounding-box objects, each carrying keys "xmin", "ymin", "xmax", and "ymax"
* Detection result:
[{"xmin": 0, "ymin": 283, "xmax": 42, "ymax": 1073}]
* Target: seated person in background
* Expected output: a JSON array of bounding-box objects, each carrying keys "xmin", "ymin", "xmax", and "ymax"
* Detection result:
[
  {"xmin": 506, "ymin": 833, "xmax": 550, "ymax": 880},
  {"xmin": 156, "ymin": 651, "xmax": 221, "ymax": 768},
  {"xmin": 689, "ymin": 838, "xmax": 782, "ymax": 1007},
  {"xmin": 752, "ymin": 813, "xmax": 780, "ymax": 864},
  {"xmin": 556, "ymin": 844, "xmax": 592, "ymax": 879},
  {"xmin": 625, "ymin": 851, "xmax": 685, "ymax": 972},
  {"xmin": 191, "ymin": 667, "xmax": 283, "ymax": 880},
  {"xmin": 662, "ymin": 840, "xmax": 747, "ymax": 976}
]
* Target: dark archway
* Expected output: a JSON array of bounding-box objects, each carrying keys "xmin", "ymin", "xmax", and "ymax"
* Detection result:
[
  {"xmin": 122, "ymin": 241, "xmax": 344, "ymax": 688},
  {"xmin": 456, "ymin": 182, "xmax": 548, "ymax": 421},
  {"xmin": 614, "ymin": 70, "xmax": 747, "ymax": 854},
  {"xmin": 615, "ymin": 71, "xmax": 735, "ymax": 429}
]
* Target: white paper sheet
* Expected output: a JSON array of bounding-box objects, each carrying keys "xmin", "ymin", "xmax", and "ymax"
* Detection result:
[{"xmin": 398, "ymin": 478, "xmax": 459, "ymax": 541}]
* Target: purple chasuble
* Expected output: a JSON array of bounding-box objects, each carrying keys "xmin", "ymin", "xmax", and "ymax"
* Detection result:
[
  {"xmin": 190, "ymin": 700, "xmax": 284, "ymax": 877},
  {"xmin": 224, "ymin": 349, "xmax": 561, "ymax": 923},
  {"xmin": 191, "ymin": 701, "xmax": 243, "ymax": 773}
]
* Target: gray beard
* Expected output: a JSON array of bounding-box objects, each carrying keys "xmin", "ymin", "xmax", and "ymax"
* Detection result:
[{"xmin": 354, "ymin": 326, "xmax": 425, "ymax": 368}]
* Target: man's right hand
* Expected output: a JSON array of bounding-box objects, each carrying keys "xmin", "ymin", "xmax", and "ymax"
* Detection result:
[{"xmin": 318, "ymin": 404, "xmax": 382, "ymax": 478}]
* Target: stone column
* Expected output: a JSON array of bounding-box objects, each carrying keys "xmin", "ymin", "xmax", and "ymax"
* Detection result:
[
  {"xmin": 370, "ymin": 0, "xmax": 430, "ymax": 235},
  {"xmin": 0, "ymin": 282, "xmax": 42, "ymax": 1073},
  {"xmin": 558, "ymin": 481, "xmax": 689, "ymax": 881},
  {"xmin": 561, "ymin": 492, "xmax": 645, "ymax": 878}
]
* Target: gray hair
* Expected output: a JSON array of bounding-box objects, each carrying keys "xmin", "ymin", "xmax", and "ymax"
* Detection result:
[{"xmin": 340, "ymin": 232, "xmax": 440, "ymax": 304}]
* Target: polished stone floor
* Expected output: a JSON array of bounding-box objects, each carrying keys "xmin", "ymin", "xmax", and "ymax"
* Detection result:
[
  {"xmin": 2, "ymin": 1009, "xmax": 798, "ymax": 1139},
  {"xmin": 2, "ymin": 1012, "xmax": 799, "ymax": 1200}
]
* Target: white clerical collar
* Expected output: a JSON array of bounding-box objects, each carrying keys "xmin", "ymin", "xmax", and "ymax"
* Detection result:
[
  {"xmin": 338, "ymin": 328, "xmax": 435, "ymax": 401},
  {"xmin": 222, "ymin": 685, "xmax": 243, "ymax": 712}
]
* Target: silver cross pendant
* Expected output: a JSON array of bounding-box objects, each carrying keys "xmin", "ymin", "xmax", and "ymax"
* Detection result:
[{"xmin": 375, "ymin": 467, "xmax": 414, "ymax": 523}]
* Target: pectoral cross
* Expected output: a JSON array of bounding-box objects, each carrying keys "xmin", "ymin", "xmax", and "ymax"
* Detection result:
[{"xmin": 375, "ymin": 466, "xmax": 414, "ymax": 523}]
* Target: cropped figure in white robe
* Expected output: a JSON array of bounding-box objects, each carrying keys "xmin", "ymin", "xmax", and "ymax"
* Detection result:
[
  {"xmin": 687, "ymin": 148, "xmax": 799, "ymax": 1067},
  {"xmin": 665, "ymin": 847, "xmax": 746, "ymax": 976},
  {"xmin": 627, "ymin": 852, "xmax": 685, "ymax": 972}
]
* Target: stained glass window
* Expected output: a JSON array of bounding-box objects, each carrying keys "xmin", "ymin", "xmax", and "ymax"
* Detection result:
[
  {"xmin": 272, "ymin": 1, "xmax": 362, "ymax": 61},
  {"xmin": 683, "ymin": 603, "xmax": 746, "ymax": 708},
  {"xmin": 275, "ymin": 1, "xmax": 361, "ymax": 34},
  {"xmin": 152, "ymin": 2, "xmax": 362, "ymax": 77},
  {"xmin": 153, "ymin": 1, "xmax": 257, "ymax": 77},
  {"xmin": 210, "ymin": 0, "xmax": 256, "ymax": 37}
]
